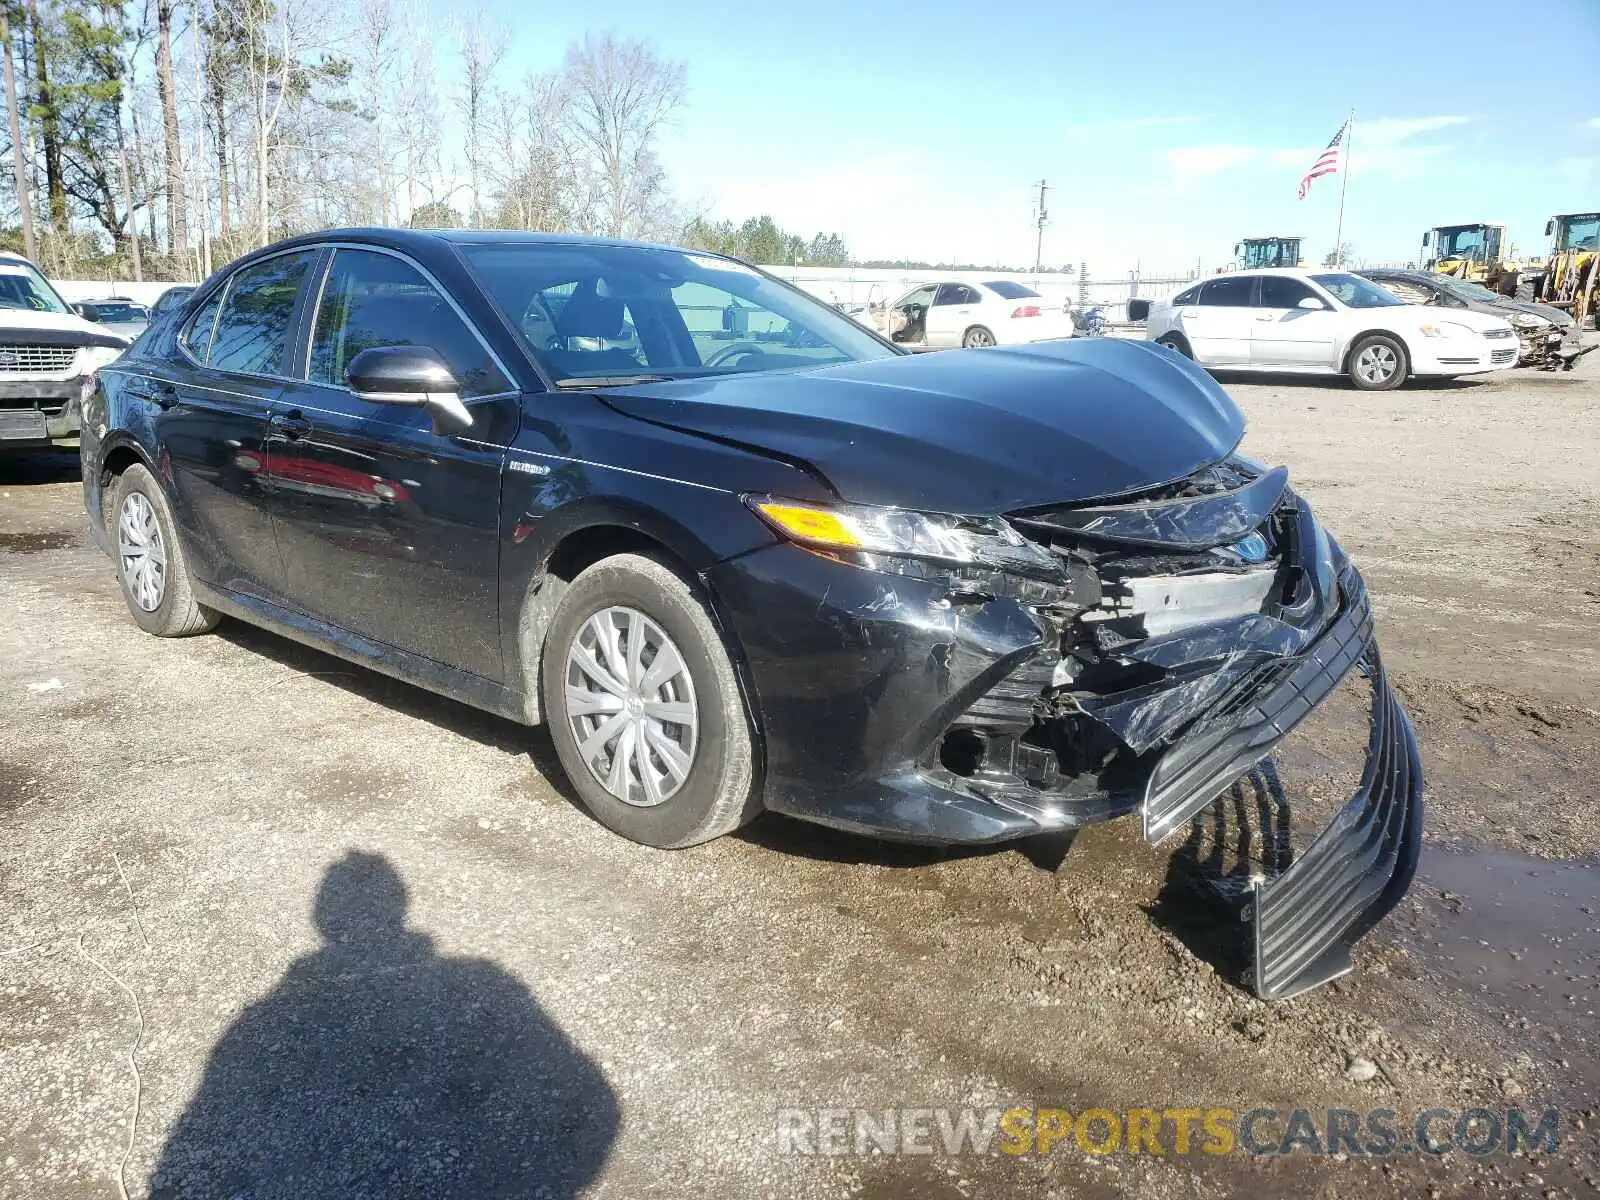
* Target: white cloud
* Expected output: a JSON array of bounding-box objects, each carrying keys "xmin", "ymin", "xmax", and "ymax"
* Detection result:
[
  {"xmin": 1585, "ymin": 117, "xmax": 1600, "ymax": 130},
  {"xmin": 1066, "ymin": 115, "xmax": 1203, "ymax": 140},
  {"xmin": 1143, "ymin": 143, "xmax": 1258, "ymax": 194}
]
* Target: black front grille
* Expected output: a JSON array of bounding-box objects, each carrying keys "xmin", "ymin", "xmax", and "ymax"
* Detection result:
[
  {"xmin": 0, "ymin": 344, "xmax": 77, "ymax": 373},
  {"xmin": 1491, "ymin": 348, "xmax": 1516, "ymax": 364}
]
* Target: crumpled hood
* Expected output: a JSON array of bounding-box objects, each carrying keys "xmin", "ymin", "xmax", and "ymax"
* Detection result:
[{"xmin": 598, "ymin": 338, "xmax": 1245, "ymax": 513}]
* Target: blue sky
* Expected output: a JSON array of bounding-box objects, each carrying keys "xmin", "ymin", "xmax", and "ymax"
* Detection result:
[{"xmin": 475, "ymin": 0, "xmax": 1600, "ymax": 271}]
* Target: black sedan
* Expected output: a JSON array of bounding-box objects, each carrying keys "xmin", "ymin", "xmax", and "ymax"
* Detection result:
[{"xmin": 80, "ymin": 229, "xmax": 1421, "ymax": 999}]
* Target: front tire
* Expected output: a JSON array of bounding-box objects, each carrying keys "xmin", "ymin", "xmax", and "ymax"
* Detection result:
[
  {"xmin": 1348, "ymin": 334, "xmax": 1409, "ymax": 391},
  {"xmin": 962, "ymin": 325, "xmax": 996, "ymax": 349},
  {"xmin": 1156, "ymin": 333, "xmax": 1192, "ymax": 358},
  {"xmin": 109, "ymin": 463, "xmax": 219, "ymax": 637},
  {"xmin": 541, "ymin": 553, "xmax": 761, "ymax": 848}
]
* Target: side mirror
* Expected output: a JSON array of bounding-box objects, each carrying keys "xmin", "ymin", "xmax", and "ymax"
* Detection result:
[
  {"xmin": 1127, "ymin": 299, "xmax": 1151, "ymax": 322},
  {"xmin": 346, "ymin": 346, "xmax": 472, "ymax": 432},
  {"xmin": 1420, "ymin": 232, "xmax": 1430, "ymax": 248},
  {"xmin": 76, "ymin": 304, "xmax": 99, "ymax": 321},
  {"xmin": 1296, "ymin": 296, "xmax": 1326, "ymax": 310},
  {"xmin": 1544, "ymin": 219, "xmax": 1555, "ymax": 237}
]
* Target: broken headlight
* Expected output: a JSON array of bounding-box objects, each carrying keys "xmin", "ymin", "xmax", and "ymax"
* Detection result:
[{"xmin": 746, "ymin": 494, "xmax": 1064, "ymax": 581}]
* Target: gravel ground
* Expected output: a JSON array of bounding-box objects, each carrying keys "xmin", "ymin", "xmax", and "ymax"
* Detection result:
[{"xmin": 2, "ymin": 353, "xmax": 1597, "ymax": 1199}]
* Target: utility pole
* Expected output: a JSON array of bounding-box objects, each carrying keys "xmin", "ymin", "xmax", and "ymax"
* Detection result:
[
  {"xmin": 0, "ymin": 9, "xmax": 37, "ymax": 262},
  {"xmin": 1032, "ymin": 179, "xmax": 1049, "ymax": 275}
]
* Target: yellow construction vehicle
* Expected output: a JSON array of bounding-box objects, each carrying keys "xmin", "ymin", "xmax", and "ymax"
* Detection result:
[
  {"xmin": 1233, "ymin": 237, "xmax": 1303, "ymax": 270},
  {"xmin": 1419, "ymin": 222, "xmax": 1526, "ymax": 294},
  {"xmin": 1529, "ymin": 212, "xmax": 1599, "ymax": 330}
]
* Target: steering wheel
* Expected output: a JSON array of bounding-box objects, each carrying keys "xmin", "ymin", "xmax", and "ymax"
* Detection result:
[{"xmin": 704, "ymin": 341, "xmax": 767, "ymax": 369}]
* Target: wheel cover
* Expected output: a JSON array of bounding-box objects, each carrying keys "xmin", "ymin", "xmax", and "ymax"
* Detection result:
[
  {"xmin": 966, "ymin": 328, "xmax": 994, "ymax": 347},
  {"xmin": 1356, "ymin": 343, "xmax": 1399, "ymax": 384},
  {"xmin": 117, "ymin": 492, "xmax": 167, "ymax": 612},
  {"xmin": 564, "ymin": 605, "xmax": 699, "ymax": 808}
]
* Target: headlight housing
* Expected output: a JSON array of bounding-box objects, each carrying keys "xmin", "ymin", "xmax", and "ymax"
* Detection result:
[
  {"xmin": 1417, "ymin": 321, "xmax": 1477, "ymax": 339},
  {"xmin": 1508, "ymin": 313, "xmax": 1543, "ymax": 329},
  {"xmin": 77, "ymin": 344, "xmax": 124, "ymax": 373},
  {"xmin": 746, "ymin": 495, "xmax": 1064, "ymax": 582}
]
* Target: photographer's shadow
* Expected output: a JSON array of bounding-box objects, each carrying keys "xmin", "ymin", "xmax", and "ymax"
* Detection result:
[{"xmin": 152, "ymin": 852, "xmax": 618, "ymax": 1198}]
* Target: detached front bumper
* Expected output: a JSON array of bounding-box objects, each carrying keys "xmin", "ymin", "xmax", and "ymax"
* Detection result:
[{"xmin": 710, "ymin": 533, "xmax": 1422, "ymax": 999}]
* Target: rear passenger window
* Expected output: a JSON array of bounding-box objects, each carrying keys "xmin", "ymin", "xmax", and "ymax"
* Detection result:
[
  {"xmin": 209, "ymin": 251, "xmax": 316, "ymax": 375},
  {"xmin": 180, "ymin": 290, "xmax": 225, "ymax": 363},
  {"xmin": 1172, "ymin": 285, "xmax": 1201, "ymax": 305}
]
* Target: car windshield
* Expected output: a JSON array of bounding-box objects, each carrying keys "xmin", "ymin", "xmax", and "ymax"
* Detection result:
[
  {"xmin": 983, "ymin": 280, "xmax": 1040, "ymax": 299},
  {"xmin": 0, "ymin": 260, "xmax": 72, "ymax": 314},
  {"xmin": 91, "ymin": 302, "xmax": 144, "ymax": 321},
  {"xmin": 1311, "ymin": 273, "xmax": 1405, "ymax": 309},
  {"xmin": 1429, "ymin": 275, "xmax": 1500, "ymax": 304},
  {"xmin": 459, "ymin": 242, "xmax": 897, "ymax": 383}
]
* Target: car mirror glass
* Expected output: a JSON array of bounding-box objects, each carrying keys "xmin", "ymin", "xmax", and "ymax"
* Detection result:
[{"xmin": 1296, "ymin": 297, "xmax": 1325, "ymax": 311}]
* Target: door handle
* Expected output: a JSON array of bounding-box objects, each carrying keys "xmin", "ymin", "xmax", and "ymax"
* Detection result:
[
  {"xmin": 1254, "ymin": 315, "xmax": 1276, "ymax": 322},
  {"xmin": 271, "ymin": 410, "xmax": 313, "ymax": 441},
  {"xmin": 130, "ymin": 380, "xmax": 179, "ymax": 409}
]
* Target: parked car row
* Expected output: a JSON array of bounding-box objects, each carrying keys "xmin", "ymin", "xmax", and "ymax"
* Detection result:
[
  {"xmin": 1131, "ymin": 268, "xmax": 1520, "ymax": 390},
  {"xmin": 0, "ymin": 256, "xmax": 202, "ymax": 455}
]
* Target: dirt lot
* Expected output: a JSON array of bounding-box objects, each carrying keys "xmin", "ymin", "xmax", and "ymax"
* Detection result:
[{"xmin": 2, "ymin": 356, "xmax": 1597, "ymax": 1199}]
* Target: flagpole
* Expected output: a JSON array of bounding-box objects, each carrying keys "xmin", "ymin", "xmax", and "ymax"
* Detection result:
[{"xmin": 1333, "ymin": 110, "xmax": 1354, "ymax": 266}]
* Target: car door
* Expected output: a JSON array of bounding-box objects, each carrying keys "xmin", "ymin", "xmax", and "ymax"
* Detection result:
[
  {"xmin": 924, "ymin": 283, "xmax": 979, "ymax": 348},
  {"xmin": 889, "ymin": 284, "xmax": 935, "ymax": 346},
  {"xmin": 1250, "ymin": 275, "xmax": 1343, "ymax": 368},
  {"xmin": 151, "ymin": 249, "xmax": 320, "ymax": 598},
  {"xmin": 264, "ymin": 245, "xmax": 519, "ymax": 682},
  {"xmin": 1179, "ymin": 276, "xmax": 1256, "ymax": 365}
]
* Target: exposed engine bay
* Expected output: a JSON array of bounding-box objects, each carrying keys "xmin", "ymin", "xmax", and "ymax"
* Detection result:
[{"xmin": 920, "ymin": 456, "xmax": 1353, "ymax": 842}]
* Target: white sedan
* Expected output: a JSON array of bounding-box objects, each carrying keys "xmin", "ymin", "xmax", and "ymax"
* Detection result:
[
  {"xmin": 1137, "ymin": 268, "xmax": 1518, "ymax": 390},
  {"xmin": 884, "ymin": 279, "xmax": 1072, "ymax": 350}
]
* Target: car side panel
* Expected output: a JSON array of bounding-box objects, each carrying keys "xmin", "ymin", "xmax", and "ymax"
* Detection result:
[
  {"xmin": 264, "ymin": 385, "xmax": 518, "ymax": 682},
  {"xmin": 494, "ymin": 390, "xmax": 834, "ymax": 721}
]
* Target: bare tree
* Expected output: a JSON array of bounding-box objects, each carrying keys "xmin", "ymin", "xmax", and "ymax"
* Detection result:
[
  {"xmin": 155, "ymin": 0, "xmax": 186, "ymax": 254},
  {"xmin": 561, "ymin": 33, "xmax": 683, "ymax": 238},
  {"xmin": 452, "ymin": 10, "xmax": 503, "ymax": 229},
  {"xmin": 1, "ymin": 7, "xmax": 38, "ymax": 260}
]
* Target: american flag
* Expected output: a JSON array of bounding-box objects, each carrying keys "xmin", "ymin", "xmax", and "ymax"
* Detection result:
[{"xmin": 1298, "ymin": 121, "xmax": 1347, "ymax": 200}]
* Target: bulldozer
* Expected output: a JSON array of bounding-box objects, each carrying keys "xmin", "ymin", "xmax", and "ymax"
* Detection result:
[
  {"xmin": 1233, "ymin": 237, "xmax": 1303, "ymax": 270},
  {"xmin": 1419, "ymin": 222, "xmax": 1526, "ymax": 295},
  {"xmin": 1528, "ymin": 211, "xmax": 1599, "ymax": 330}
]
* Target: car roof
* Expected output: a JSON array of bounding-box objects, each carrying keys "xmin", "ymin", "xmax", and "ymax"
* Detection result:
[
  {"xmin": 261, "ymin": 226, "xmax": 721, "ymax": 258},
  {"xmin": 1211, "ymin": 267, "xmax": 1327, "ymax": 278}
]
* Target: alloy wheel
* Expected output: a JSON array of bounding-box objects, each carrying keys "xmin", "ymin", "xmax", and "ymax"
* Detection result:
[
  {"xmin": 965, "ymin": 328, "xmax": 995, "ymax": 348},
  {"xmin": 564, "ymin": 605, "xmax": 698, "ymax": 807},
  {"xmin": 1355, "ymin": 344, "xmax": 1399, "ymax": 385},
  {"xmin": 117, "ymin": 492, "xmax": 167, "ymax": 612}
]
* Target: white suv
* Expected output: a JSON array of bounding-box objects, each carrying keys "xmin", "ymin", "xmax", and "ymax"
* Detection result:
[
  {"xmin": 1137, "ymin": 268, "xmax": 1517, "ymax": 390},
  {"xmin": 0, "ymin": 252, "xmax": 129, "ymax": 453}
]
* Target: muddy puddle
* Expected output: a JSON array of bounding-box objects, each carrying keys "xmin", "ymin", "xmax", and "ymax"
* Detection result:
[
  {"xmin": 0, "ymin": 529, "xmax": 78, "ymax": 553},
  {"xmin": 1406, "ymin": 846, "xmax": 1598, "ymax": 1050}
]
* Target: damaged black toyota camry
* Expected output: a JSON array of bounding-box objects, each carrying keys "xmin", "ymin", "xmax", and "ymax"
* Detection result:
[{"xmin": 80, "ymin": 230, "xmax": 1421, "ymax": 1000}]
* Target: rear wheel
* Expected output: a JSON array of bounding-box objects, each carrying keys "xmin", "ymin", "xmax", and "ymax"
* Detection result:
[
  {"xmin": 1348, "ymin": 334, "xmax": 1409, "ymax": 391},
  {"xmin": 541, "ymin": 553, "xmax": 761, "ymax": 848},
  {"xmin": 109, "ymin": 463, "xmax": 219, "ymax": 637},
  {"xmin": 1156, "ymin": 333, "xmax": 1192, "ymax": 358},
  {"xmin": 962, "ymin": 325, "xmax": 996, "ymax": 349}
]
